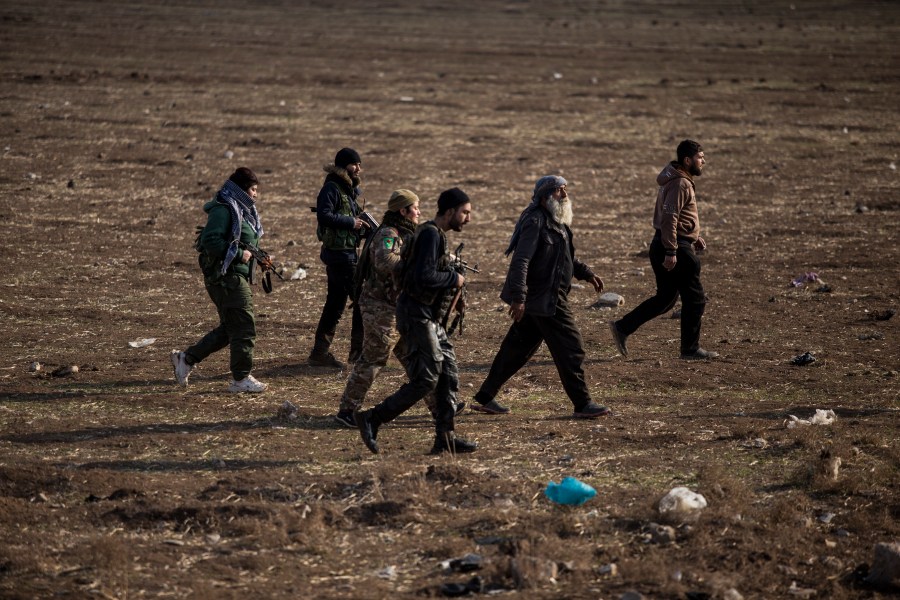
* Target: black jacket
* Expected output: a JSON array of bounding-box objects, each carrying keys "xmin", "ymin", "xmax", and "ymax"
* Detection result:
[{"xmin": 500, "ymin": 204, "xmax": 595, "ymax": 317}]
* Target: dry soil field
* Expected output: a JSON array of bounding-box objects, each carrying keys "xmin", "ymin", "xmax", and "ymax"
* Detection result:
[{"xmin": 0, "ymin": 1, "xmax": 898, "ymax": 598}]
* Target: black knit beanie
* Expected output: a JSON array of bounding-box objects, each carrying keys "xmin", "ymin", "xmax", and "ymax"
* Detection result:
[
  {"xmin": 228, "ymin": 167, "xmax": 259, "ymax": 192},
  {"xmin": 334, "ymin": 147, "xmax": 361, "ymax": 169},
  {"xmin": 437, "ymin": 187, "xmax": 470, "ymax": 213}
]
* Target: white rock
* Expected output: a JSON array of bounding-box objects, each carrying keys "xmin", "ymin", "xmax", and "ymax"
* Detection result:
[
  {"xmin": 658, "ymin": 487, "xmax": 707, "ymax": 524},
  {"xmin": 592, "ymin": 292, "xmax": 625, "ymax": 308},
  {"xmin": 128, "ymin": 338, "xmax": 156, "ymax": 348},
  {"xmin": 28, "ymin": 361, "xmax": 42, "ymax": 372},
  {"xmin": 290, "ymin": 267, "xmax": 307, "ymax": 281},
  {"xmin": 224, "ymin": 150, "xmax": 234, "ymax": 159}
]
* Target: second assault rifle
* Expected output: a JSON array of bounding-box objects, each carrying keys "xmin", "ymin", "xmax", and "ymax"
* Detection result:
[
  {"xmin": 442, "ymin": 242, "xmax": 480, "ymax": 337},
  {"xmin": 240, "ymin": 242, "xmax": 284, "ymax": 293}
]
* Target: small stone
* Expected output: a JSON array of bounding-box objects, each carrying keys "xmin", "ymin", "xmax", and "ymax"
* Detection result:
[
  {"xmin": 620, "ymin": 592, "xmax": 644, "ymax": 600},
  {"xmin": 649, "ymin": 523, "xmax": 677, "ymax": 545},
  {"xmin": 598, "ymin": 563, "xmax": 618, "ymax": 576},
  {"xmin": 51, "ymin": 365, "xmax": 79, "ymax": 377},
  {"xmin": 722, "ymin": 588, "xmax": 744, "ymax": 600},
  {"xmin": 591, "ymin": 292, "xmax": 625, "ymax": 308},
  {"xmin": 224, "ymin": 150, "xmax": 234, "ymax": 159},
  {"xmin": 28, "ymin": 361, "xmax": 41, "ymax": 372}
]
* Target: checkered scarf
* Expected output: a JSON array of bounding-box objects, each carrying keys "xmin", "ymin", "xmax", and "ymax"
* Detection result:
[{"xmin": 215, "ymin": 179, "xmax": 263, "ymax": 275}]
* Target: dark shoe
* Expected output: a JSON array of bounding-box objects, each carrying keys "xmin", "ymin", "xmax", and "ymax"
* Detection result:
[
  {"xmin": 470, "ymin": 399, "xmax": 510, "ymax": 415},
  {"xmin": 430, "ymin": 432, "xmax": 477, "ymax": 455},
  {"xmin": 608, "ymin": 320, "xmax": 628, "ymax": 357},
  {"xmin": 680, "ymin": 348, "xmax": 720, "ymax": 360},
  {"xmin": 356, "ymin": 409, "xmax": 380, "ymax": 454},
  {"xmin": 334, "ymin": 410, "xmax": 356, "ymax": 428},
  {"xmin": 348, "ymin": 349, "xmax": 362, "ymax": 365},
  {"xmin": 573, "ymin": 401, "xmax": 611, "ymax": 419},
  {"xmin": 308, "ymin": 351, "xmax": 345, "ymax": 369}
]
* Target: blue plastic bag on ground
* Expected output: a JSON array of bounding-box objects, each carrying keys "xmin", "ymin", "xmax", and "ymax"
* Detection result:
[{"xmin": 544, "ymin": 477, "xmax": 597, "ymax": 506}]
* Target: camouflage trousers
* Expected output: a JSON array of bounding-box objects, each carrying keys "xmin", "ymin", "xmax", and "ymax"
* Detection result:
[{"xmin": 339, "ymin": 295, "xmax": 437, "ymax": 413}]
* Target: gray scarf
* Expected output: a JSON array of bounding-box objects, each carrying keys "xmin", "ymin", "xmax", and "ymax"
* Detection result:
[{"xmin": 215, "ymin": 179, "xmax": 263, "ymax": 275}]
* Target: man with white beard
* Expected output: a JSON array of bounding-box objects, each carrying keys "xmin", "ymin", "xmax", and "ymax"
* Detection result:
[{"xmin": 471, "ymin": 175, "xmax": 611, "ymax": 419}]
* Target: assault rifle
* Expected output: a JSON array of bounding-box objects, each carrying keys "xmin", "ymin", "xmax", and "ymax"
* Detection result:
[
  {"xmin": 240, "ymin": 242, "xmax": 284, "ymax": 293},
  {"xmin": 309, "ymin": 206, "xmax": 378, "ymax": 244},
  {"xmin": 442, "ymin": 242, "xmax": 480, "ymax": 336}
]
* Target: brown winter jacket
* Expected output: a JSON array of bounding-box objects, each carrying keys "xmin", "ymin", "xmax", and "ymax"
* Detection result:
[{"xmin": 652, "ymin": 161, "xmax": 700, "ymax": 255}]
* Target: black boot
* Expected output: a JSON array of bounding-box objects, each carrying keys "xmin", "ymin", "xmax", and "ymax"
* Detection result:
[
  {"xmin": 356, "ymin": 409, "xmax": 380, "ymax": 454},
  {"xmin": 430, "ymin": 431, "xmax": 477, "ymax": 455}
]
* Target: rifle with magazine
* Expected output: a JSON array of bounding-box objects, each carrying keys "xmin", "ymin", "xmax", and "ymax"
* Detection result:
[
  {"xmin": 442, "ymin": 242, "xmax": 480, "ymax": 336},
  {"xmin": 240, "ymin": 242, "xmax": 284, "ymax": 293}
]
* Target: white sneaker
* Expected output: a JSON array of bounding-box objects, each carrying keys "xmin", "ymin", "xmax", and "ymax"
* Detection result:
[
  {"xmin": 228, "ymin": 374, "xmax": 267, "ymax": 393},
  {"xmin": 170, "ymin": 350, "xmax": 192, "ymax": 386}
]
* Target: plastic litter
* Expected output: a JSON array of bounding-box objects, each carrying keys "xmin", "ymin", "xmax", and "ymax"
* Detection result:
[
  {"xmin": 785, "ymin": 409, "xmax": 836, "ymax": 428},
  {"xmin": 791, "ymin": 351, "xmax": 816, "ymax": 366},
  {"xmin": 544, "ymin": 477, "xmax": 597, "ymax": 506},
  {"xmin": 128, "ymin": 338, "xmax": 156, "ymax": 348},
  {"xmin": 790, "ymin": 272, "xmax": 821, "ymax": 288},
  {"xmin": 290, "ymin": 267, "xmax": 307, "ymax": 281}
]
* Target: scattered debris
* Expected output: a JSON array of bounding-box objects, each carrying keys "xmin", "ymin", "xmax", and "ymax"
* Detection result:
[
  {"xmin": 598, "ymin": 563, "xmax": 618, "ymax": 577},
  {"xmin": 657, "ymin": 487, "xmax": 707, "ymax": 524},
  {"xmin": 858, "ymin": 331, "xmax": 884, "ymax": 341},
  {"xmin": 376, "ymin": 565, "xmax": 397, "ymax": 580},
  {"xmin": 51, "ymin": 365, "xmax": 79, "ymax": 377},
  {"xmin": 791, "ymin": 351, "xmax": 816, "ymax": 366},
  {"xmin": 544, "ymin": 476, "xmax": 596, "ymax": 506},
  {"xmin": 591, "ymin": 292, "xmax": 625, "ymax": 308},
  {"xmin": 439, "ymin": 575, "xmax": 484, "ymax": 597},
  {"xmin": 787, "ymin": 581, "xmax": 817, "ymax": 598},
  {"xmin": 441, "ymin": 553, "xmax": 483, "ymax": 573},
  {"xmin": 277, "ymin": 400, "xmax": 300, "ymax": 421},
  {"xmin": 290, "ymin": 267, "xmax": 307, "ymax": 281},
  {"xmin": 646, "ymin": 522, "xmax": 677, "ymax": 545},
  {"xmin": 785, "ymin": 409, "xmax": 836, "ymax": 428},
  {"xmin": 28, "ymin": 361, "xmax": 41, "ymax": 372},
  {"xmin": 128, "ymin": 338, "xmax": 156, "ymax": 348},
  {"xmin": 790, "ymin": 272, "xmax": 822, "ymax": 288}
]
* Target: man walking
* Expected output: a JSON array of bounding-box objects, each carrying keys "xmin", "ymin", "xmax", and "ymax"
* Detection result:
[
  {"xmin": 308, "ymin": 148, "xmax": 365, "ymax": 369},
  {"xmin": 471, "ymin": 175, "xmax": 611, "ymax": 418},
  {"xmin": 356, "ymin": 188, "xmax": 477, "ymax": 455},
  {"xmin": 609, "ymin": 139, "xmax": 718, "ymax": 360}
]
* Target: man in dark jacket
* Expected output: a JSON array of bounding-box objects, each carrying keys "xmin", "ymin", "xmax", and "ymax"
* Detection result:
[
  {"xmin": 308, "ymin": 148, "xmax": 366, "ymax": 369},
  {"xmin": 608, "ymin": 139, "xmax": 718, "ymax": 360},
  {"xmin": 356, "ymin": 188, "xmax": 477, "ymax": 455},
  {"xmin": 471, "ymin": 175, "xmax": 610, "ymax": 418}
]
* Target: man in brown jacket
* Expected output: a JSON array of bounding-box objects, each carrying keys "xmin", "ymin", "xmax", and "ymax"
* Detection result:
[{"xmin": 609, "ymin": 139, "xmax": 719, "ymax": 360}]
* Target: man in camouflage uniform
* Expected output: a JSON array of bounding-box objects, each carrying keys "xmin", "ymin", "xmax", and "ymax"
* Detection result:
[{"xmin": 333, "ymin": 189, "xmax": 421, "ymax": 426}]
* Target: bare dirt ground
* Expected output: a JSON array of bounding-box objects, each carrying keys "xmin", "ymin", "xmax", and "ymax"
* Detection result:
[{"xmin": 1, "ymin": 1, "xmax": 898, "ymax": 598}]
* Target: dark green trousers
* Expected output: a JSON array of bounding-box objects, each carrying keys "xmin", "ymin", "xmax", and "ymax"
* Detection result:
[{"xmin": 186, "ymin": 273, "xmax": 256, "ymax": 380}]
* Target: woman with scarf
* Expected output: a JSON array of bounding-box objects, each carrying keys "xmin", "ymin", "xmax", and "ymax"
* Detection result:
[{"xmin": 170, "ymin": 167, "xmax": 268, "ymax": 393}]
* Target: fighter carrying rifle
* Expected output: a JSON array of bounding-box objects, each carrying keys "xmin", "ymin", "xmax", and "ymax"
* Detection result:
[{"xmin": 442, "ymin": 242, "xmax": 480, "ymax": 336}]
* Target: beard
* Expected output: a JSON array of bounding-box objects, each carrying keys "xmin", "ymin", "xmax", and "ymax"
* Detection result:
[
  {"xmin": 350, "ymin": 173, "xmax": 362, "ymax": 187},
  {"xmin": 545, "ymin": 196, "xmax": 573, "ymax": 226}
]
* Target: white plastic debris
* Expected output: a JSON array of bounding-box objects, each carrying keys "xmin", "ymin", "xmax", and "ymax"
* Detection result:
[
  {"xmin": 658, "ymin": 487, "xmax": 707, "ymax": 524},
  {"xmin": 786, "ymin": 409, "xmax": 836, "ymax": 428},
  {"xmin": 290, "ymin": 267, "xmax": 307, "ymax": 281},
  {"xmin": 128, "ymin": 338, "xmax": 156, "ymax": 348}
]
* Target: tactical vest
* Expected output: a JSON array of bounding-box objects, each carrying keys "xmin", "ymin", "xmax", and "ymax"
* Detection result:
[
  {"xmin": 316, "ymin": 181, "xmax": 360, "ymax": 250},
  {"xmin": 401, "ymin": 221, "xmax": 452, "ymax": 309}
]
